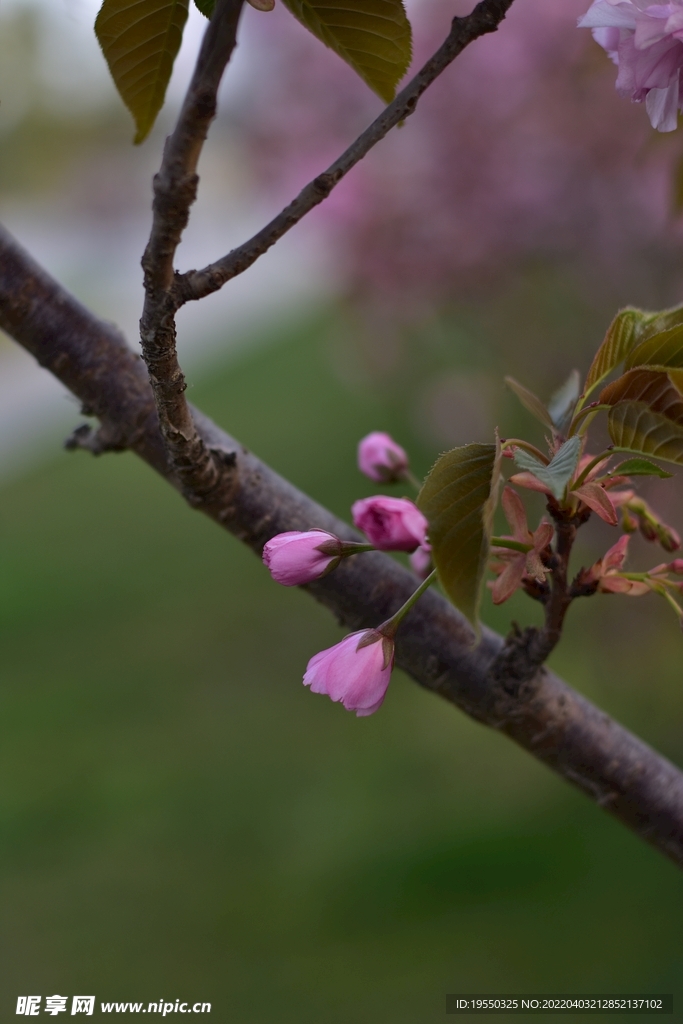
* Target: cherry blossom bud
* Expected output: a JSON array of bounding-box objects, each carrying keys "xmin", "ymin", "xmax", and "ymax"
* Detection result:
[
  {"xmin": 352, "ymin": 496, "xmax": 428, "ymax": 552},
  {"xmin": 668, "ymin": 560, "xmax": 683, "ymax": 575},
  {"xmin": 410, "ymin": 544, "xmax": 433, "ymax": 580},
  {"xmin": 357, "ymin": 432, "xmax": 409, "ymax": 483},
  {"xmin": 263, "ymin": 529, "xmax": 342, "ymax": 586},
  {"xmin": 657, "ymin": 523, "xmax": 681, "ymax": 553},
  {"xmin": 303, "ymin": 629, "xmax": 394, "ymax": 716}
]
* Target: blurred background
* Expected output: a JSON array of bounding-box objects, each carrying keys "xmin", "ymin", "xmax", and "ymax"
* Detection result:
[{"xmin": 2, "ymin": 0, "xmax": 683, "ymax": 1019}]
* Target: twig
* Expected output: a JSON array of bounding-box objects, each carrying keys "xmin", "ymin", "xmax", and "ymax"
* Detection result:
[
  {"xmin": 172, "ymin": 0, "xmax": 516, "ymax": 306},
  {"xmin": 2, "ymin": 222, "xmax": 683, "ymax": 869},
  {"xmin": 139, "ymin": 0, "xmax": 244, "ymax": 499},
  {"xmin": 489, "ymin": 501, "xmax": 588, "ymax": 697}
]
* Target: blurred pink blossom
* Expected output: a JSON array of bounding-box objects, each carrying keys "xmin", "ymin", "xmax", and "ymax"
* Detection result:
[
  {"xmin": 410, "ymin": 543, "xmax": 433, "ymax": 579},
  {"xmin": 357, "ymin": 431, "xmax": 409, "ymax": 482},
  {"xmin": 352, "ymin": 496, "xmax": 428, "ymax": 551},
  {"xmin": 579, "ymin": 0, "xmax": 683, "ymax": 131},
  {"xmin": 239, "ymin": 0, "xmax": 682, "ymax": 310},
  {"xmin": 303, "ymin": 629, "xmax": 394, "ymax": 716}
]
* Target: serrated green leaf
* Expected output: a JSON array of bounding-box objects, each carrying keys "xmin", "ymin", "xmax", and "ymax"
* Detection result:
[
  {"xmin": 280, "ymin": 0, "xmax": 412, "ymax": 103},
  {"xmin": 634, "ymin": 302, "xmax": 683, "ymax": 342},
  {"xmin": 194, "ymin": 0, "xmax": 215, "ymax": 14},
  {"xmin": 548, "ymin": 369, "xmax": 581, "ymax": 433},
  {"xmin": 513, "ymin": 436, "xmax": 581, "ymax": 500},
  {"xmin": 625, "ymin": 323, "xmax": 683, "ymax": 370},
  {"xmin": 612, "ymin": 458, "xmax": 673, "ymax": 479},
  {"xmin": 608, "ymin": 402, "xmax": 683, "ymax": 465},
  {"xmin": 417, "ymin": 442, "xmax": 499, "ymax": 628},
  {"xmin": 599, "ymin": 368, "xmax": 683, "ymax": 424},
  {"xmin": 504, "ymin": 376, "xmax": 554, "ymax": 429},
  {"xmin": 95, "ymin": 0, "xmax": 189, "ymax": 144},
  {"xmin": 584, "ymin": 307, "xmax": 655, "ymax": 397}
]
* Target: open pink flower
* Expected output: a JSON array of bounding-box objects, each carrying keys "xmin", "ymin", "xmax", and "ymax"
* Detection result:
[
  {"xmin": 263, "ymin": 529, "xmax": 342, "ymax": 585},
  {"xmin": 303, "ymin": 629, "xmax": 394, "ymax": 716},
  {"xmin": 579, "ymin": 0, "xmax": 683, "ymax": 131},
  {"xmin": 357, "ymin": 432, "xmax": 409, "ymax": 483},
  {"xmin": 490, "ymin": 487, "xmax": 554, "ymax": 604},
  {"xmin": 352, "ymin": 496, "xmax": 428, "ymax": 552}
]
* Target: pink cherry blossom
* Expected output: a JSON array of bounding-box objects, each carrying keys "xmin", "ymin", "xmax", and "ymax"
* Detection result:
[
  {"xmin": 490, "ymin": 488, "xmax": 554, "ymax": 605},
  {"xmin": 410, "ymin": 543, "xmax": 433, "ymax": 580},
  {"xmin": 263, "ymin": 529, "xmax": 341, "ymax": 585},
  {"xmin": 357, "ymin": 432, "xmax": 409, "ymax": 483},
  {"xmin": 579, "ymin": 0, "xmax": 683, "ymax": 131},
  {"xmin": 303, "ymin": 629, "xmax": 394, "ymax": 716},
  {"xmin": 352, "ymin": 496, "xmax": 428, "ymax": 552}
]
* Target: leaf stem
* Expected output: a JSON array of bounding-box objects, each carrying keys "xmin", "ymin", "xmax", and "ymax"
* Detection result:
[
  {"xmin": 500, "ymin": 438, "xmax": 550, "ymax": 465},
  {"xmin": 569, "ymin": 404, "xmax": 609, "ymax": 436},
  {"xmin": 572, "ymin": 449, "xmax": 613, "ymax": 489},
  {"xmin": 491, "ymin": 536, "xmax": 532, "ymax": 553}
]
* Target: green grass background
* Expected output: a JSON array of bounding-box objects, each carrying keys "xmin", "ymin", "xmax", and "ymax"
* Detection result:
[{"xmin": 1, "ymin": 315, "xmax": 682, "ymax": 1022}]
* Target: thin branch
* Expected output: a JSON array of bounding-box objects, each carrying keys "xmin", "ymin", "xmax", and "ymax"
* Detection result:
[
  {"xmin": 172, "ymin": 0, "xmax": 516, "ymax": 306},
  {"xmin": 491, "ymin": 501, "xmax": 589, "ymax": 695},
  {"xmin": 139, "ymin": 0, "xmax": 244, "ymax": 499},
  {"xmin": 3, "ymin": 222, "xmax": 683, "ymax": 869}
]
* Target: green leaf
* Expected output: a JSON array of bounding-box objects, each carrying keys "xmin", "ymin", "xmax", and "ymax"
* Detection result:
[
  {"xmin": 599, "ymin": 368, "xmax": 683, "ymax": 425},
  {"xmin": 625, "ymin": 323, "xmax": 683, "ymax": 370},
  {"xmin": 417, "ymin": 442, "xmax": 500, "ymax": 628},
  {"xmin": 513, "ymin": 436, "xmax": 582, "ymax": 500},
  {"xmin": 280, "ymin": 0, "xmax": 412, "ymax": 103},
  {"xmin": 95, "ymin": 0, "xmax": 189, "ymax": 144},
  {"xmin": 612, "ymin": 458, "xmax": 673, "ymax": 479},
  {"xmin": 608, "ymin": 402, "xmax": 683, "ymax": 465},
  {"xmin": 633, "ymin": 302, "xmax": 683, "ymax": 343},
  {"xmin": 584, "ymin": 307, "xmax": 654, "ymax": 397},
  {"xmin": 504, "ymin": 377, "xmax": 554, "ymax": 429},
  {"xmin": 194, "ymin": 0, "xmax": 215, "ymax": 14},
  {"xmin": 547, "ymin": 369, "xmax": 581, "ymax": 433}
]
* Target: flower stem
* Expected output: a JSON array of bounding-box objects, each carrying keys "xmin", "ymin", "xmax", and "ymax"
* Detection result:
[
  {"xmin": 401, "ymin": 469, "xmax": 423, "ymax": 492},
  {"xmin": 379, "ymin": 568, "xmax": 438, "ymax": 638}
]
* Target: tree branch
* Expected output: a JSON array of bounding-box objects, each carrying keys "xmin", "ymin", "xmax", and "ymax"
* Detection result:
[
  {"xmin": 2, "ymin": 222, "xmax": 683, "ymax": 868},
  {"xmin": 172, "ymin": 0, "xmax": 516, "ymax": 306},
  {"xmin": 139, "ymin": 0, "xmax": 244, "ymax": 500}
]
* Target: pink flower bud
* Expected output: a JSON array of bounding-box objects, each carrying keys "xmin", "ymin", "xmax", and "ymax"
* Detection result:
[
  {"xmin": 303, "ymin": 629, "xmax": 394, "ymax": 716},
  {"xmin": 668, "ymin": 559, "xmax": 683, "ymax": 575},
  {"xmin": 352, "ymin": 496, "xmax": 428, "ymax": 552},
  {"xmin": 357, "ymin": 432, "xmax": 409, "ymax": 483},
  {"xmin": 263, "ymin": 529, "xmax": 341, "ymax": 586},
  {"xmin": 410, "ymin": 544, "xmax": 433, "ymax": 579},
  {"xmin": 657, "ymin": 523, "xmax": 681, "ymax": 553}
]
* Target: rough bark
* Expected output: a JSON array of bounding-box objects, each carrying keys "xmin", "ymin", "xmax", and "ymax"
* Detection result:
[{"xmin": 2, "ymin": 223, "xmax": 683, "ymax": 868}]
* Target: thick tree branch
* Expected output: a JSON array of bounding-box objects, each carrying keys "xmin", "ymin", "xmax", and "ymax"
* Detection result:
[
  {"xmin": 140, "ymin": 0, "xmax": 244, "ymax": 500},
  {"xmin": 2, "ymin": 224, "xmax": 683, "ymax": 868},
  {"xmin": 173, "ymin": 0, "xmax": 516, "ymax": 306}
]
